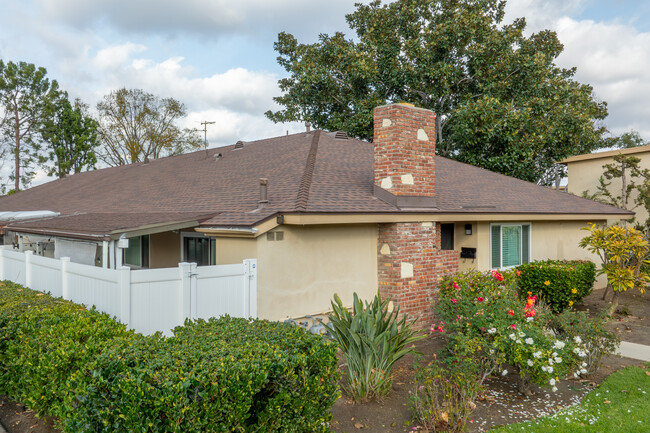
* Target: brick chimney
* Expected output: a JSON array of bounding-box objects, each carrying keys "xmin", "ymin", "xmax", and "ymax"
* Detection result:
[
  {"xmin": 373, "ymin": 103, "xmax": 436, "ymax": 206},
  {"xmin": 373, "ymin": 103, "xmax": 457, "ymax": 325}
]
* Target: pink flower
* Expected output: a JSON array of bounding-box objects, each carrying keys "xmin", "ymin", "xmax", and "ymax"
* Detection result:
[
  {"xmin": 477, "ymin": 297, "xmax": 484, "ymax": 302},
  {"xmin": 452, "ymin": 282, "xmax": 460, "ymax": 290},
  {"xmin": 510, "ymin": 324, "xmax": 517, "ymax": 330},
  {"xmin": 451, "ymin": 298, "xmax": 458, "ymax": 304}
]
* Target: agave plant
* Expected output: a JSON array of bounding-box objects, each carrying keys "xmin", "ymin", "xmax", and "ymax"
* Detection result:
[{"xmin": 326, "ymin": 291, "xmax": 423, "ymax": 402}]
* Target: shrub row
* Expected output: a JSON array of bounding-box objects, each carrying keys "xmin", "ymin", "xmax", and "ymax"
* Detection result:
[
  {"xmin": 0, "ymin": 282, "xmax": 340, "ymax": 432},
  {"xmin": 517, "ymin": 260, "xmax": 596, "ymax": 312}
]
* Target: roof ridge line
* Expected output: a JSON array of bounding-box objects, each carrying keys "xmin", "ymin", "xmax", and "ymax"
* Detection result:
[{"xmin": 295, "ymin": 130, "xmax": 321, "ymax": 212}]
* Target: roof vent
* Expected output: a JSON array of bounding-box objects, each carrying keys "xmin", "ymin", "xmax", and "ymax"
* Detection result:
[
  {"xmin": 234, "ymin": 140, "xmax": 244, "ymax": 150},
  {"xmin": 214, "ymin": 152, "xmax": 222, "ymax": 160},
  {"xmin": 334, "ymin": 130, "xmax": 348, "ymax": 140}
]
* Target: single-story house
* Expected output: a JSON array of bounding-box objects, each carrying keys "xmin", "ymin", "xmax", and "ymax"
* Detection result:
[
  {"xmin": 560, "ymin": 144, "xmax": 650, "ymax": 225},
  {"xmin": 0, "ymin": 103, "xmax": 632, "ymax": 322}
]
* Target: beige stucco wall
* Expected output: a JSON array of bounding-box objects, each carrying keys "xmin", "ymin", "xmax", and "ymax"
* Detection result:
[
  {"xmin": 567, "ymin": 152, "xmax": 650, "ymax": 224},
  {"xmin": 150, "ymin": 231, "xmax": 181, "ymax": 268},
  {"xmin": 213, "ymin": 237, "xmax": 257, "ymax": 265},
  {"xmin": 256, "ymin": 224, "xmax": 378, "ymax": 321}
]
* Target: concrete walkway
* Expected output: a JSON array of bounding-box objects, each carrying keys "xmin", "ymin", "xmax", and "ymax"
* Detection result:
[{"xmin": 617, "ymin": 341, "xmax": 650, "ymax": 362}]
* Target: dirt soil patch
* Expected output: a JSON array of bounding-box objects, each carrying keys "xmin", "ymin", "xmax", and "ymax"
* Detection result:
[{"xmin": 1, "ymin": 287, "xmax": 649, "ymax": 433}]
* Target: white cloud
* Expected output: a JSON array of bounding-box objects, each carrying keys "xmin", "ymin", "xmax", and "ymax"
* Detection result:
[
  {"xmin": 93, "ymin": 43, "xmax": 147, "ymax": 70},
  {"xmin": 554, "ymin": 18, "xmax": 650, "ymax": 138},
  {"xmin": 36, "ymin": 0, "xmax": 357, "ymax": 39}
]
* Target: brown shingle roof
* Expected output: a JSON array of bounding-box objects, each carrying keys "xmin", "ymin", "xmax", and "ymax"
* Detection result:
[{"xmin": 0, "ymin": 130, "xmax": 631, "ymax": 236}]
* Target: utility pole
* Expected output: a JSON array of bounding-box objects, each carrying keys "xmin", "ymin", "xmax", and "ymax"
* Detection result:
[{"xmin": 200, "ymin": 121, "xmax": 216, "ymax": 149}]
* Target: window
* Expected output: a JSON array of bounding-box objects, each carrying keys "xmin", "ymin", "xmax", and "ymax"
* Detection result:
[
  {"xmin": 440, "ymin": 223, "xmax": 454, "ymax": 250},
  {"xmin": 183, "ymin": 235, "xmax": 215, "ymax": 266},
  {"xmin": 491, "ymin": 224, "xmax": 530, "ymax": 269},
  {"xmin": 123, "ymin": 235, "xmax": 150, "ymax": 268}
]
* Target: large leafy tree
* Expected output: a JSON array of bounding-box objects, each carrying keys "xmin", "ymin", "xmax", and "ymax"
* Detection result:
[
  {"xmin": 0, "ymin": 60, "xmax": 59, "ymax": 192},
  {"xmin": 266, "ymin": 0, "xmax": 608, "ymax": 183},
  {"xmin": 97, "ymin": 88, "xmax": 202, "ymax": 166},
  {"xmin": 41, "ymin": 94, "xmax": 99, "ymax": 178}
]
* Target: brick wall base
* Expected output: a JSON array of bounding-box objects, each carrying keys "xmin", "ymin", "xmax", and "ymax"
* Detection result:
[{"xmin": 377, "ymin": 222, "xmax": 459, "ymax": 326}]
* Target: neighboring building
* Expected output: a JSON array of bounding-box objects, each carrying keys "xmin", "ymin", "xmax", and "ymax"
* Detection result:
[
  {"xmin": 561, "ymin": 144, "xmax": 650, "ymax": 225},
  {"xmin": 0, "ymin": 104, "xmax": 632, "ymax": 322}
]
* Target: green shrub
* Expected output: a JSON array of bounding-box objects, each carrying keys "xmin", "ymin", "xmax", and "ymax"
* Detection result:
[
  {"xmin": 0, "ymin": 281, "xmax": 136, "ymax": 420},
  {"xmin": 0, "ymin": 282, "xmax": 340, "ymax": 432},
  {"xmin": 516, "ymin": 260, "xmax": 596, "ymax": 312},
  {"xmin": 66, "ymin": 317, "xmax": 340, "ymax": 433},
  {"xmin": 410, "ymin": 358, "xmax": 483, "ymax": 432},
  {"xmin": 549, "ymin": 310, "xmax": 619, "ymax": 375},
  {"xmin": 326, "ymin": 292, "xmax": 423, "ymax": 402}
]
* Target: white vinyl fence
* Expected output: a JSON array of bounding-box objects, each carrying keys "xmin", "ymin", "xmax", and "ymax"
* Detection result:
[{"xmin": 0, "ymin": 247, "xmax": 257, "ymax": 336}]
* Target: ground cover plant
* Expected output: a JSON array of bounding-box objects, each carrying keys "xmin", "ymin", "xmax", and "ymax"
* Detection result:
[
  {"xmin": 0, "ymin": 282, "xmax": 340, "ymax": 433},
  {"xmin": 326, "ymin": 292, "xmax": 423, "ymax": 402},
  {"xmin": 490, "ymin": 363, "xmax": 650, "ymax": 432}
]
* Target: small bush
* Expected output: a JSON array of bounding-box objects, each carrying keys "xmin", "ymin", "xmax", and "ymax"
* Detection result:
[
  {"xmin": 327, "ymin": 292, "xmax": 423, "ymax": 402},
  {"xmin": 549, "ymin": 310, "xmax": 619, "ymax": 375},
  {"xmin": 516, "ymin": 260, "xmax": 596, "ymax": 312},
  {"xmin": 0, "ymin": 281, "xmax": 136, "ymax": 420},
  {"xmin": 410, "ymin": 358, "xmax": 483, "ymax": 432}
]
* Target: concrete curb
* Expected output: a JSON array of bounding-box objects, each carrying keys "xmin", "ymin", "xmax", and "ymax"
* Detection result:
[{"xmin": 616, "ymin": 341, "xmax": 650, "ymax": 362}]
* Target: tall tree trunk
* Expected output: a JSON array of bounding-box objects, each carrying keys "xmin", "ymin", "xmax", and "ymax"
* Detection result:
[
  {"xmin": 602, "ymin": 283, "xmax": 612, "ymax": 301},
  {"xmin": 14, "ymin": 105, "xmax": 20, "ymax": 192}
]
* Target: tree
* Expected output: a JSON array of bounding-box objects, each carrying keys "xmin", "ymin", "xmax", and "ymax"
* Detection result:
[
  {"xmin": 0, "ymin": 60, "xmax": 59, "ymax": 192},
  {"xmin": 606, "ymin": 130, "xmax": 648, "ymax": 149},
  {"xmin": 583, "ymin": 154, "xmax": 650, "ymax": 229},
  {"xmin": 96, "ymin": 88, "xmax": 202, "ymax": 166},
  {"xmin": 41, "ymin": 94, "xmax": 99, "ymax": 178},
  {"xmin": 580, "ymin": 224, "xmax": 650, "ymax": 314},
  {"xmin": 266, "ymin": 0, "xmax": 608, "ymax": 183}
]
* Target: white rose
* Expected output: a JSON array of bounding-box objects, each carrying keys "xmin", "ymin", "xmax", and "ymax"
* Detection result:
[
  {"xmin": 554, "ymin": 341, "xmax": 565, "ymax": 349},
  {"xmin": 541, "ymin": 366, "xmax": 548, "ymax": 372},
  {"xmin": 550, "ymin": 378, "xmax": 556, "ymax": 386},
  {"xmin": 574, "ymin": 336, "xmax": 582, "ymax": 344},
  {"xmin": 525, "ymin": 338, "xmax": 534, "ymax": 345},
  {"xmin": 519, "ymin": 331, "xmax": 525, "ymax": 338},
  {"xmin": 547, "ymin": 366, "xmax": 554, "ymax": 373},
  {"xmin": 555, "ymin": 357, "xmax": 562, "ymax": 364},
  {"xmin": 533, "ymin": 351, "xmax": 542, "ymax": 359},
  {"xmin": 502, "ymin": 369, "xmax": 508, "ymax": 376},
  {"xmin": 552, "ymin": 386, "xmax": 558, "ymax": 392},
  {"xmin": 526, "ymin": 317, "xmax": 534, "ymax": 322},
  {"xmin": 527, "ymin": 360, "xmax": 534, "ymax": 367},
  {"xmin": 509, "ymin": 333, "xmax": 516, "ymax": 340}
]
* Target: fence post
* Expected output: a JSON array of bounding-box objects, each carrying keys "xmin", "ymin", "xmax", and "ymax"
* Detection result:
[
  {"xmin": 119, "ymin": 266, "xmax": 131, "ymax": 328},
  {"xmin": 243, "ymin": 259, "xmax": 258, "ymax": 318},
  {"xmin": 61, "ymin": 257, "xmax": 70, "ymax": 300},
  {"xmin": 0, "ymin": 246, "xmax": 5, "ymax": 281},
  {"xmin": 189, "ymin": 262, "xmax": 198, "ymax": 320},
  {"xmin": 24, "ymin": 250, "xmax": 33, "ymax": 288},
  {"xmin": 179, "ymin": 262, "xmax": 191, "ymax": 326}
]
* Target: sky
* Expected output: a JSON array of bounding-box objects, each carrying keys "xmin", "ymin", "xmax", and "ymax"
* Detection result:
[{"xmin": 0, "ymin": 0, "xmax": 649, "ymax": 186}]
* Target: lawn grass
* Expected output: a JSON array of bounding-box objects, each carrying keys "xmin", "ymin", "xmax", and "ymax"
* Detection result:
[{"xmin": 491, "ymin": 363, "xmax": 650, "ymax": 433}]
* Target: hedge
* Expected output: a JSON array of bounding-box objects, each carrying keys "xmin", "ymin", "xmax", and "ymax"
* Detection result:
[
  {"xmin": 0, "ymin": 282, "xmax": 341, "ymax": 432},
  {"xmin": 0, "ymin": 281, "xmax": 136, "ymax": 420},
  {"xmin": 516, "ymin": 260, "xmax": 596, "ymax": 312}
]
